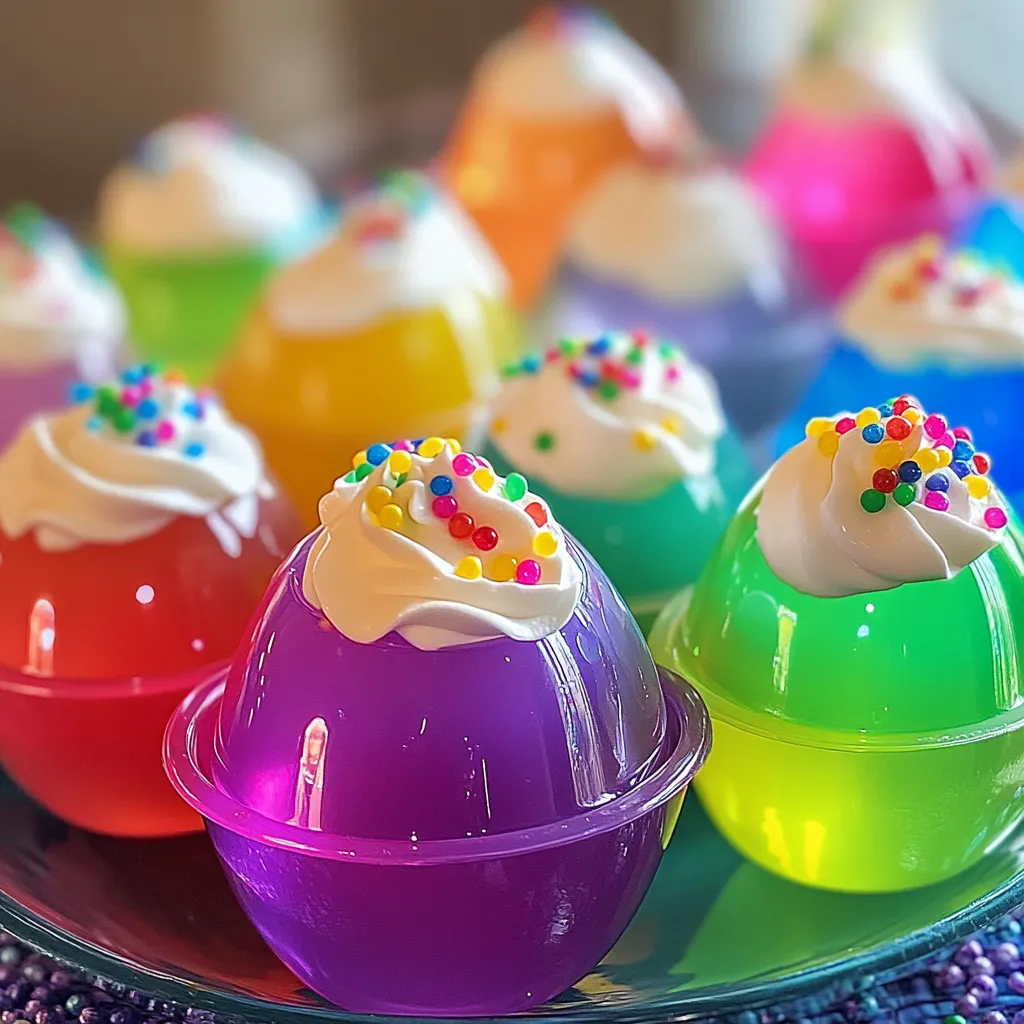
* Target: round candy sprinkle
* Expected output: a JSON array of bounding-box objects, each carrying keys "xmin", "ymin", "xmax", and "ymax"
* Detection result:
[
  {"xmin": 986, "ymin": 507, "xmax": 1008, "ymax": 529},
  {"xmin": 418, "ymin": 437, "xmax": 445, "ymax": 458},
  {"xmin": 452, "ymin": 453, "xmax": 476, "ymax": 477},
  {"xmin": 455, "ymin": 555, "xmax": 482, "ymax": 580},
  {"xmin": 533, "ymin": 531, "xmax": 559, "ymax": 557},
  {"xmin": 489, "ymin": 554, "xmax": 518, "ymax": 582},
  {"xmin": 872, "ymin": 468, "xmax": 898, "ymax": 493},
  {"xmin": 924, "ymin": 491, "xmax": 950, "ymax": 512},
  {"xmin": 354, "ymin": 462, "xmax": 374, "ymax": 481},
  {"xmin": 473, "ymin": 467, "xmax": 496, "ymax": 492},
  {"xmin": 598, "ymin": 379, "xmax": 620, "ymax": 401},
  {"xmin": 877, "ymin": 403, "xmax": 894, "ymax": 418},
  {"xmin": 186, "ymin": 443, "xmax": 205, "ymax": 460},
  {"xmin": 936, "ymin": 431, "xmax": 956, "ymax": 450},
  {"xmin": 862, "ymin": 423, "xmax": 885, "ymax": 444},
  {"xmin": 472, "ymin": 526, "xmax": 499, "ymax": 551},
  {"xmin": 155, "ymin": 419, "xmax": 175, "ymax": 441},
  {"xmin": 449, "ymin": 512, "xmax": 474, "ymax": 539},
  {"xmin": 503, "ymin": 472, "xmax": 528, "ymax": 501},
  {"xmin": 69, "ymin": 382, "xmax": 94, "ymax": 403},
  {"xmin": 860, "ymin": 489, "xmax": 886, "ymax": 513},
  {"xmin": 111, "ymin": 407, "xmax": 137, "ymax": 433},
  {"xmin": 389, "ymin": 450, "xmax": 412, "ymax": 475},
  {"xmin": 835, "ymin": 416, "xmax": 856, "ymax": 435},
  {"xmin": 516, "ymin": 559, "xmax": 541, "ymax": 585},
  {"xmin": 367, "ymin": 486, "xmax": 393, "ymax": 514},
  {"xmin": 534, "ymin": 431, "xmax": 555, "ymax": 452},
  {"xmin": 951, "ymin": 460, "xmax": 972, "ymax": 479},
  {"xmin": 953, "ymin": 426, "xmax": 973, "ymax": 441},
  {"xmin": 525, "ymin": 501, "xmax": 548, "ymax": 527},
  {"xmin": 818, "ymin": 431, "xmax": 840, "ymax": 457},
  {"xmin": 886, "ymin": 416, "xmax": 911, "ymax": 440},
  {"xmin": 856, "ymin": 407, "xmax": 881, "ymax": 427},
  {"xmin": 805, "ymin": 417, "xmax": 832, "ymax": 439},
  {"xmin": 136, "ymin": 397, "xmax": 159, "ymax": 420},
  {"xmin": 392, "ymin": 439, "xmax": 414, "ymax": 452},
  {"xmin": 181, "ymin": 399, "xmax": 203, "ymax": 419},
  {"xmin": 893, "ymin": 483, "xmax": 916, "ymax": 506},
  {"xmin": 953, "ymin": 439, "xmax": 975, "ymax": 463},
  {"xmin": 924, "ymin": 413, "xmax": 947, "ymax": 439},
  {"xmin": 898, "ymin": 461, "xmax": 923, "ymax": 483},
  {"xmin": 432, "ymin": 495, "xmax": 458, "ymax": 519},
  {"xmin": 967, "ymin": 475, "xmax": 991, "ymax": 499},
  {"xmin": 587, "ymin": 336, "xmax": 611, "ymax": 356},
  {"xmin": 136, "ymin": 430, "xmax": 157, "ymax": 447},
  {"xmin": 429, "ymin": 474, "xmax": 453, "ymax": 496},
  {"xmin": 904, "ymin": 407, "xmax": 922, "ymax": 425},
  {"xmin": 353, "ymin": 450, "xmax": 368, "ymax": 469},
  {"xmin": 447, "ymin": 437, "xmax": 463, "ymax": 454},
  {"xmin": 926, "ymin": 473, "xmax": 950, "ymax": 492},
  {"xmin": 935, "ymin": 447, "xmax": 953, "ymax": 469},
  {"xmin": 974, "ymin": 453, "xmax": 991, "ymax": 475},
  {"xmin": 662, "ymin": 416, "xmax": 681, "ymax": 435},
  {"xmin": 633, "ymin": 428, "xmax": 658, "ymax": 451},
  {"xmin": 875, "ymin": 440, "xmax": 903, "ymax": 467},
  {"xmin": 379, "ymin": 504, "xmax": 404, "ymax": 530}
]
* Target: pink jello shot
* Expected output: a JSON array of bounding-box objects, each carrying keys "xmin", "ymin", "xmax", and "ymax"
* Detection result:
[{"xmin": 165, "ymin": 438, "xmax": 710, "ymax": 1015}]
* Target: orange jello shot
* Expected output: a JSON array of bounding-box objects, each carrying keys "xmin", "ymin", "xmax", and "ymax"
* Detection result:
[
  {"xmin": 218, "ymin": 171, "xmax": 514, "ymax": 527},
  {"xmin": 0, "ymin": 366, "xmax": 300, "ymax": 837},
  {"xmin": 440, "ymin": 4, "xmax": 687, "ymax": 308}
]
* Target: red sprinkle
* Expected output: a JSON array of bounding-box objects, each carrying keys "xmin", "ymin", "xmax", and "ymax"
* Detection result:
[
  {"xmin": 952, "ymin": 426, "xmax": 972, "ymax": 441},
  {"xmin": 974, "ymin": 453, "xmax": 991, "ymax": 475},
  {"xmin": 525, "ymin": 501, "xmax": 548, "ymax": 527},
  {"xmin": 886, "ymin": 416, "xmax": 912, "ymax": 440},
  {"xmin": 432, "ymin": 496, "xmax": 458, "ymax": 519},
  {"xmin": 872, "ymin": 468, "xmax": 899, "ymax": 493},
  {"xmin": 471, "ymin": 526, "xmax": 499, "ymax": 551},
  {"xmin": 892, "ymin": 398, "xmax": 912, "ymax": 416},
  {"xmin": 448, "ymin": 512, "xmax": 475, "ymax": 539},
  {"xmin": 835, "ymin": 417, "xmax": 856, "ymax": 435},
  {"xmin": 631, "ymin": 329, "xmax": 649, "ymax": 347}
]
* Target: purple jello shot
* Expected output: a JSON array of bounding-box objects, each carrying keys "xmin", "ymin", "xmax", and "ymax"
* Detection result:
[{"xmin": 165, "ymin": 440, "xmax": 710, "ymax": 1016}]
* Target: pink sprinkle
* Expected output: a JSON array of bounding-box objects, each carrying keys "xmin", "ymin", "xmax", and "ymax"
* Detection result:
[
  {"xmin": 952, "ymin": 426, "xmax": 973, "ymax": 441},
  {"xmin": 568, "ymin": 361, "xmax": 584, "ymax": 380},
  {"xmin": 665, "ymin": 365, "xmax": 680, "ymax": 383},
  {"xmin": 155, "ymin": 420, "xmax": 175, "ymax": 442},
  {"xmin": 138, "ymin": 378, "xmax": 154, "ymax": 398},
  {"xmin": 934, "ymin": 432, "xmax": 956, "ymax": 450},
  {"xmin": 621, "ymin": 370, "xmax": 642, "ymax": 390},
  {"xmin": 835, "ymin": 417, "xmax": 856, "ymax": 435},
  {"xmin": 631, "ymin": 329, "xmax": 650, "ymax": 347},
  {"xmin": 452, "ymin": 453, "xmax": 476, "ymax": 477},
  {"xmin": 392, "ymin": 439, "xmax": 414, "ymax": 451},
  {"xmin": 985, "ymin": 507, "xmax": 1008, "ymax": 530},
  {"xmin": 477, "ymin": 455, "xmax": 492, "ymax": 469},
  {"xmin": 516, "ymin": 559, "xmax": 541, "ymax": 585},
  {"xmin": 923, "ymin": 414, "xmax": 947, "ymax": 440},
  {"xmin": 545, "ymin": 348, "xmax": 561, "ymax": 364},
  {"xmin": 924, "ymin": 491, "xmax": 950, "ymax": 512},
  {"xmin": 120, "ymin": 386, "xmax": 142, "ymax": 407},
  {"xmin": 432, "ymin": 495, "xmax": 458, "ymax": 519}
]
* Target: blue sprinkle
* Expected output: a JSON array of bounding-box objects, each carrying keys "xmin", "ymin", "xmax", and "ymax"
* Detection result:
[
  {"xmin": 120, "ymin": 366, "xmax": 144, "ymax": 385},
  {"xmin": 366, "ymin": 443, "xmax": 392, "ymax": 466},
  {"xmin": 412, "ymin": 438, "xmax": 425, "ymax": 448},
  {"xmin": 587, "ymin": 336, "xmax": 611, "ymax": 356},
  {"xmin": 184, "ymin": 441, "xmax": 205, "ymax": 458},
  {"xmin": 578, "ymin": 368, "xmax": 600, "ymax": 388},
  {"xmin": 925, "ymin": 472, "xmax": 950, "ymax": 492},
  {"xmin": 136, "ymin": 397, "xmax": 159, "ymax": 420},
  {"xmin": 877, "ymin": 403, "xmax": 894, "ymax": 418},
  {"xmin": 136, "ymin": 430, "xmax": 157, "ymax": 447},
  {"xmin": 86, "ymin": 416, "xmax": 102, "ymax": 432},
  {"xmin": 181, "ymin": 399, "xmax": 204, "ymax": 420},
  {"xmin": 861, "ymin": 423, "xmax": 885, "ymax": 444},
  {"xmin": 520, "ymin": 354, "xmax": 542, "ymax": 374},
  {"xmin": 951, "ymin": 460, "xmax": 971, "ymax": 479},
  {"xmin": 898, "ymin": 460, "xmax": 922, "ymax": 483},
  {"xmin": 430, "ymin": 474, "xmax": 454, "ymax": 496},
  {"xmin": 68, "ymin": 382, "xmax": 94, "ymax": 404},
  {"xmin": 952, "ymin": 439, "xmax": 975, "ymax": 463}
]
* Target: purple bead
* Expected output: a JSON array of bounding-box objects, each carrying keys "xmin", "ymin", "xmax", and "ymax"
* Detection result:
[
  {"xmin": 995, "ymin": 942, "xmax": 1020, "ymax": 969},
  {"xmin": 957, "ymin": 993, "xmax": 981, "ymax": 1017},
  {"xmin": 981, "ymin": 1014, "xmax": 1008, "ymax": 1024},
  {"xmin": 939, "ymin": 963, "xmax": 967, "ymax": 988},
  {"xmin": 969, "ymin": 975, "xmax": 999, "ymax": 1004},
  {"xmin": 958, "ymin": 941, "xmax": 987, "ymax": 966},
  {"xmin": 1010, "ymin": 970, "xmax": 1024, "ymax": 994},
  {"xmin": 969, "ymin": 957, "xmax": 996, "ymax": 977}
]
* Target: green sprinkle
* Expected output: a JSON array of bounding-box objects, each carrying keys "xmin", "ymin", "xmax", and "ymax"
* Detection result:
[
  {"xmin": 860, "ymin": 489, "xmax": 886, "ymax": 514},
  {"xmin": 534, "ymin": 431, "xmax": 555, "ymax": 453},
  {"xmin": 3, "ymin": 201, "xmax": 46, "ymax": 251},
  {"xmin": 503, "ymin": 472, "xmax": 528, "ymax": 501},
  {"xmin": 96, "ymin": 385, "xmax": 120, "ymax": 417},
  {"xmin": 501, "ymin": 363, "xmax": 520, "ymax": 378},
  {"xmin": 354, "ymin": 462, "xmax": 374, "ymax": 481},
  {"xmin": 658, "ymin": 343, "xmax": 676, "ymax": 360},
  {"xmin": 343, "ymin": 470, "xmax": 357, "ymax": 483},
  {"xmin": 893, "ymin": 482, "xmax": 916, "ymax": 507},
  {"xmin": 111, "ymin": 406, "xmax": 137, "ymax": 434},
  {"xmin": 626, "ymin": 348, "xmax": 644, "ymax": 365},
  {"xmin": 598, "ymin": 380, "xmax": 620, "ymax": 401},
  {"xmin": 559, "ymin": 338, "xmax": 583, "ymax": 357},
  {"xmin": 394, "ymin": 472, "xmax": 408, "ymax": 488}
]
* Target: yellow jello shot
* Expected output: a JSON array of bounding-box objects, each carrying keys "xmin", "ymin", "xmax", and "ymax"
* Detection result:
[{"xmin": 217, "ymin": 172, "xmax": 517, "ymax": 526}]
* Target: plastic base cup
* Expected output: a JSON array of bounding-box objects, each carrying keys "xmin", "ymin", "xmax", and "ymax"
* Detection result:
[
  {"xmin": 777, "ymin": 342, "xmax": 1024, "ymax": 512},
  {"xmin": 649, "ymin": 493, "xmax": 1024, "ymax": 893},
  {"xmin": 484, "ymin": 435, "xmax": 755, "ymax": 634},
  {"xmin": 552, "ymin": 265, "xmax": 831, "ymax": 439}
]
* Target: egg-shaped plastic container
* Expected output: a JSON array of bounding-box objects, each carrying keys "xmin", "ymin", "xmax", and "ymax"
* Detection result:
[
  {"xmin": 165, "ymin": 533, "xmax": 710, "ymax": 1015},
  {"xmin": 650, "ymin": 485, "xmax": 1024, "ymax": 894}
]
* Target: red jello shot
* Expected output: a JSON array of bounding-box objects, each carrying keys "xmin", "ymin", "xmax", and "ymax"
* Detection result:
[{"xmin": 0, "ymin": 366, "xmax": 300, "ymax": 837}]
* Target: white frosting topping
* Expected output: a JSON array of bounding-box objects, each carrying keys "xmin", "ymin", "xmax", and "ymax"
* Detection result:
[
  {"xmin": 268, "ymin": 174, "xmax": 507, "ymax": 334},
  {"xmin": 758, "ymin": 401, "xmax": 1006, "ymax": 598},
  {"xmin": 98, "ymin": 116, "xmax": 318, "ymax": 254},
  {"xmin": 840, "ymin": 238, "xmax": 1024, "ymax": 368},
  {"xmin": 301, "ymin": 440, "xmax": 582, "ymax": 650},
  {"xmin": 567, "ymin": 161, "xmax": 783, "ymax": 303},
  {"xmin": 0, "ymin": 209, "xmax": 124, "ymax": 371},
  {"xmin": 0, "ymin": 369, "xmax": 269, "ymax": 551},
  {"xmin": 490, "ymin": 332, "xmax": 725, "ymax": 500},
  {"xmin": 471, "ymin": 9, "xmax": 684, "ymax": 144}
]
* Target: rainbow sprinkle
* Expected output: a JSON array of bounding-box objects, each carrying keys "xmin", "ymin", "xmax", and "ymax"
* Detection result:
[
  {"xmin": 805, "ymin": 396, "xmax": 1007, "ymax": 530},
  {"xmin": 885, "ymin": 236, "xmax": 1011, "ymax": 308},
  {"xmin": 344, "ymin": 438, "xmax": 556, "ymax": 586}
]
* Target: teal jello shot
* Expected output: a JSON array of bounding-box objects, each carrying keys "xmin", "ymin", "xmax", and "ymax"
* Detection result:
[
  {"xmin": 651, "ymin": 397, "xmax": 1024, "ymax": 893},
  {"xmin": 483, "ymin": 331, "xmax": 754, "ymax": 632}
]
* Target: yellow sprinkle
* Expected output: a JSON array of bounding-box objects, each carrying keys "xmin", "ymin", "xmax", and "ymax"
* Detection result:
[
  {"xmin": 379, "ymin": 504, "xmax": 404, "ymax": 531},
  {"xmin": 445, "ymin": 437, "xmax": 462, "ymax": 454},
  {"xmin": 491, "ymin": 417, "xmax": 507, "ymax": 435},
  {"xmin": 352, "ymin": 450, "xmax": 368, "ymax": 469},
  {"xmin": 874, "ymin": 440, "xmax": 903, "ymax": 467},
  {"xmin": 418, "ymin": 436, "xmax": 445, "ymax": 458},
  {"xmin": 904, "ymin": 407, "xmax": 922, "ymax": 425},
  {"xmin": 455, "ymin": 555, "xmax": 483, "ymax": 580},
  {"xmin": 935, "ymin": 447, "xmax": 953, "ymax": 468},
  {"xmin": 805, "ymin": 417, "xmax": 833, "ymax": 440},
  {"xmin": 367, "ymin": 486, "xmax": 393, "ymax": 514},
  {"xmin": 473, "ymin": 467, "xmax": 496, "ymax": 492},
  {"xmin": 967, "ymin": 475, "xmax": 991, "ymax": 499},
  {"xmin": 914, "ymin": 448, "xmax": 941, "ymax": 475},
  {"xmin": 489, "ymin": 554, "xmax": 518, "ymax": 582},
  {"xmin": 632, "ymin": 428, "xmax": 659, "ymax": 452},
  {"xmin": 533, "ymin": 531, "xmax": 559, "ymax": 557},
  {"xmin": 817, "ymin": 431, "xmax": 840, "ymax": 457},
  {"xmin": 856, "ymin": 408, "xmax": 881, "ymax": 428},
  {"xmin": 388, "ymin": 450, "xmax": 412, "ymax": 475},
  {"xmin": 661, "ymin": 416, "xmax": 682, "ymax": 435}
]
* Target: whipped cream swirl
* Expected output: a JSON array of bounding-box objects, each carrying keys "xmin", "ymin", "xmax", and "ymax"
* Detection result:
[
  {"xmin": 98, "ymin": 115, "xmax": 319, "ymax": 255},
  {"xmin": 0, "ymin": 367, "xmax": 269, "ymax": 551},
  {"xmin": 0, "ymin": 206, "xmax": 123, "ymax": 371},
  {"xmin": 758, "ymin": 398, "xmax": 1007, "ymax": 598},
  {"xmin": 567, "ymin": 160, "xmax": 783, "ymax": 303},
  {"xmin": 301, "ymin": 439, "xmax": 582, "ymax": 650},
  {"xmin": 490, "ymin": 332, "xmax": 725, "ymax": 500},
  {"xmin": 268, "ymin": 171, "xmax": 507, "ymax": 334},
  {"xmin": 840, "ymin": 238, "xmax": 1024, "ymax": 368}
]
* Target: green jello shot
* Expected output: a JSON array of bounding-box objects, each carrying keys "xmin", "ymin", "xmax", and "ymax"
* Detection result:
[{"xmin": 650, "ymin": 407, "xmax": 1024, "ymax": 893}]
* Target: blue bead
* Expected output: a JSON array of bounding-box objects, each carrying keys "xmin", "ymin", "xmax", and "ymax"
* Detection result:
[
  {"xmin": 136, "ymin": 430, "xmax": 157, "ymax": 447},
  {"xmin": 366, "ymin": 443, "xmax": 391, "ymax": 466},
  {"xmin": 68, "ymin": 382, "xmax": 94, "ymax": 404},
  {"xmin": 578, "ymin": 368, "xmax": 599, "ymax": 387},
  {"xmin": 951, "ymin": 460, "xmax": 971, "ymax": 479},
  {"xmin": 861, "ymin": 423, "xmax": 885, "ymax": 444},
  {"xmin": 181, "ymin": 399, "xmax": 204, "ymax": 420},
  {"xmin": 953, "ymin": 439, "xmax": 975, "ymax": 462},
  {"xmin": 520, "ymin": 354, "xmax": 541, "ymax": 374},
  {"xmin": 120, "ymin": 366, "xmax": 144, "ymax": 384},
  {"xmin": 429, "ymin": 474, "xmax": 453, "ymax": 496},
  {"xmin": 926, "ymin": 472, "xmax": 950, "ymax": 492},
  {"xmin": 898, "ymin": 460, "xmax": 922, "ymax": 483},
  {"xmin": 877, "ymin": 403, "xmax": 894, "ymax": 418},
  {"xmin": 587, "ymin": 336, "xmax": 611, "ymax": 356},
  {"xmin": 184, "ymin": 441, "xmax": 205, "ymax": 458},
  {"xmin": 136, "ymin": 397, "xmax": 159, "ymax": 420}
]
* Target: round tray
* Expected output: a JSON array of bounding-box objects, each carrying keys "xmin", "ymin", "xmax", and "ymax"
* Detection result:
[{"xmin": 0, "ymin": 773, "xmax": 1021, "ymax": 1023}]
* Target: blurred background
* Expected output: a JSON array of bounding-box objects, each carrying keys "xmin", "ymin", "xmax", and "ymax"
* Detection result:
[{"xmin": 1, "ymin": 0, "xmax": 1021, "ymax": 222}]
